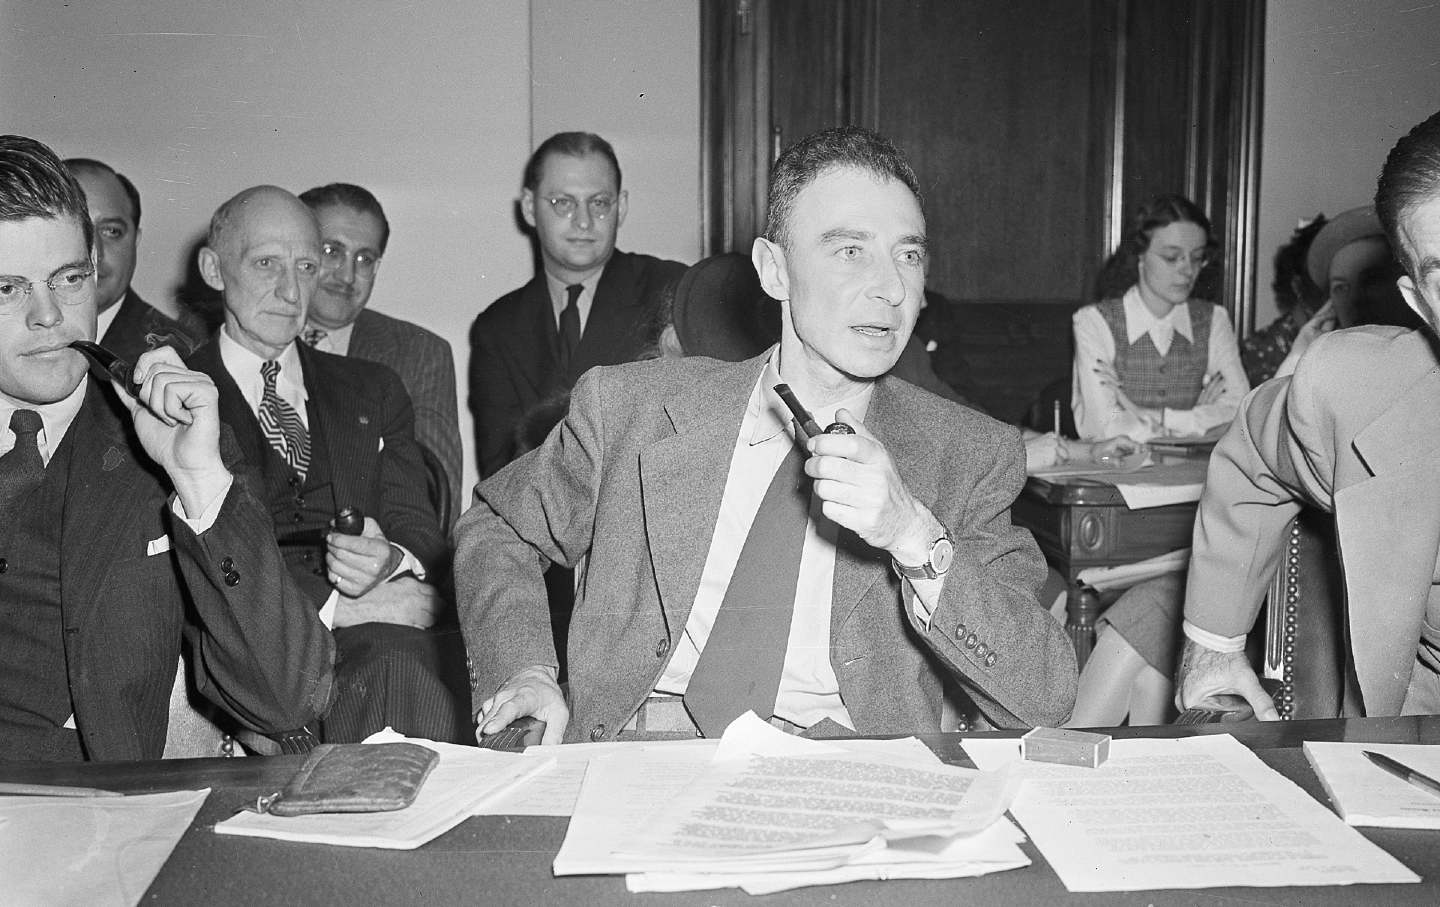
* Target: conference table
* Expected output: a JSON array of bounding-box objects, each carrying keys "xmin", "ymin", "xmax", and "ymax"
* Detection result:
[
  {"xmin": 7, "ymin": 716, "xmax": 1440, "ymax": 905},
  {"xmin": 1014, "ymin": 450, "xmax": 1210, "ymax": 664}
]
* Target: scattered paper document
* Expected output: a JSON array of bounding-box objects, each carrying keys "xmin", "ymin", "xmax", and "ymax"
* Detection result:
[
  {"xmin": 1305, "ymin": 742, "xmax": 1440, "ymax": 828},
  {"xmin": 0, "ymin": 788, "xmax": 207, "ymax": 907},
  {"xmin": 555, "ymin": 712, "xmax": 1026, "ymax": 893},
  {"xmin": 215, "ymin": 740, "xmax": 552, "ymax": 849},
  {"xmin": 1077, "ymin": 547, "xmax": 1189, "ymax": 593},
  {"xmin": 963, "ymin": 734, "xmax": 1418, "ymax": 892}
]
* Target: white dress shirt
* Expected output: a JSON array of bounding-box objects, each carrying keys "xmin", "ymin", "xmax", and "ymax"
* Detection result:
[
  {"xmin": 95, "ymin": 291, "xmax": 125, "ymax": 340},
  {"xmin": 545, "ymin": 270, "xmax": 602, "ymax": 336},
  {"xmin": 1071, "ymin": 286, "xmax": 1249, "ymax": 442},
  {"xmin": 301, "ymin": 320, "xmax": 356, "ymax": 356},
  {"xmin": 654, "ymin": 359, "xmax": 874, "ymax": 730}
]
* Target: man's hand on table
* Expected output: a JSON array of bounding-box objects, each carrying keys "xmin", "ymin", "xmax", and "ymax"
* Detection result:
[
  {"xmin": 476, "ymin": 665, "xmax": 569, "ymax": 745},
  {"xmin": 1176, "ymin": 639, "xmax": 1280, "ymax": 721}
]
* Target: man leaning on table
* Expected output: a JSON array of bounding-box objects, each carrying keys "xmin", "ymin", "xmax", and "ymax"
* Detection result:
[
  {"xmin": 1178, "ymin": 107, "xmax": 1440, "ymax": 719},
  {"xmin": 456, "ymin": 125, "xmax": 1076, "ymax": 745},
  {"xmin": 0, "ymin": 135, "xmax": 334, "ymax": 761}
]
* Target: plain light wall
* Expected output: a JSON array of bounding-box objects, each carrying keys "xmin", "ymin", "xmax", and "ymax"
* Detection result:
[
  {"xmin": 0, "ymin": 0, "xmax": 701, "ymax": 494},
  {"xmin": 531, "ymin": 1, "xmax": 701, "ymax": 266},
  {"xmin": 1255, "ymin": 0, "xmax": 1440, "ymax": 327}
]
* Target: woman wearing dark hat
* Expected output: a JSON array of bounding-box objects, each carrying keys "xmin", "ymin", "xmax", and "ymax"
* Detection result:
[{"xmin": 1072, "ymin": 194, "xmax": 1249, "ymax": 442}]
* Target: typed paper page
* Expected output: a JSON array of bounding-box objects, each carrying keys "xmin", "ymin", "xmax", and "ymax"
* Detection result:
[{"xmin": 962, "ymin": 734, "xmax": 1417, "ymax": 892}]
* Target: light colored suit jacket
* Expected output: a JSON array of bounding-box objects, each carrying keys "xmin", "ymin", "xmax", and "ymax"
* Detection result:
[
  {"xmin": 349, "ymin": 308, "xmax": 463, "ymax": 526},
  {"xmin": 455, "ymin": 353, "xmax": 1077, "ymax": 742},
  {"xmin": 1187, "ymin": 326, "xmax": 1440, "ymax": 715}
]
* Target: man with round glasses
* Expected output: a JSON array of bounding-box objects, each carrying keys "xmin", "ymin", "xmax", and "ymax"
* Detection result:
[
  {"xmin": 0, "ymin": 134, "xmax": 334, "ymax": 761},
  {"xmin": 468, "ymin": 131, "xmax": 686, "ymax": 477},
  {"xmin": 298, "ymin": 183, "xmax": 462, "ymax": 525}
]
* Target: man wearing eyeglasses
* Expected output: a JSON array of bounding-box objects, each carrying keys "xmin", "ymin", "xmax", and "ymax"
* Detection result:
[
  {"xmin": 63, "ymin": 157, "xmax": 205, "ymax": 361},
  {"xmin": 468, "ymin": 131, "xmax": 686, "ymax": 477},
  {"xmin": 297, "ymin": 183, "xmax": 462, "ymax": 526},
  {"xmin": 0, "ymin": 134, "xmax": 334, "ymax": 761}
]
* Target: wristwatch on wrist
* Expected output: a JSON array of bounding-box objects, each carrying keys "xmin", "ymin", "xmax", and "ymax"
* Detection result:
[{"xmin": 892, "ymin": 530, "xmax": 955, "ymax": 581}]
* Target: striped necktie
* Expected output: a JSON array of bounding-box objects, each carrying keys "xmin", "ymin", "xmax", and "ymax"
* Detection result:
[{"xmin": 258, "ymin": 360, "xmax": 310, "ymax": 477}]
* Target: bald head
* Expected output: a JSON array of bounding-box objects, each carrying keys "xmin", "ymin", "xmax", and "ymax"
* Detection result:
[{"xmin": 198, "ymin": 186, "xmax": 321, "ymax": 359}]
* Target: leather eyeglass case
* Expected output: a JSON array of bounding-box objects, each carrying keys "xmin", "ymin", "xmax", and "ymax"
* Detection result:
[{"xmin": 248, "ymin": 742, "xmax": 439, "ymax": 817}]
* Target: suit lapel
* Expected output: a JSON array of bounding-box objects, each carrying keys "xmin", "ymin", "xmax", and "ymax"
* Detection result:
[
  {"xmin": 1338, "ymin": 367, "xmax": 1440, "ymax": 714},
  {"xmin": 573, "ymin": 252, "xmax": 647, "ymax": 376},
  {"xmin": 512, "ymin": 277, "xmax": 560, "ymax": 397},
  {"xmin": 640, "ymin": 356, "xmax": 763, "ymax": 634},
  {"xmin": 189, "ymin": 338, "xmax": 269, "ymax": 466},
  {"xmin": 831, "ymin": 376, "xmax": 938, "ymax": 635},
  {"xmin": 60, "ymin": 383, "xmax": 156, "ymax": 631},
  {"xmin": 347, "ymin": 309, "xmax": 391, "ymax": 362}
]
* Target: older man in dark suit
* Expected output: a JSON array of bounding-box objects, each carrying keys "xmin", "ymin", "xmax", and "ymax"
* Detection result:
[
  {"xmin": 189, "ymin": 185, "xmax": 467, "ymax": 743},
  {"xmin": 0, "ymin": 135, "xmax": 333, "ymax": 762},
  {"xmin": 458, "ymin": 127, "xmax": 1076, "ymax": 745},
  {"xmin": 469, "ymin": 131, "xmax": 686, "ymax": 478},
  {"xmin": 297, "ymin": 183, "xmax": 462, "ymax": 525},
  {"xmin": 64, "ymin": 158, "xmax": 204, "ymax": 360}
]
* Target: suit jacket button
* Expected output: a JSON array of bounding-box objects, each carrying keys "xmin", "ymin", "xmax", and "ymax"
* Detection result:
[
  {"xmin": 985, "ymin": 652, "xmax": 997, "ymax": 667},
  {"xmin": 220, "ymin": 556, "xmax": 234, "ymax": 572},
  {"xmin": 0, "ymin": 557, "xmax": 7, "ymax": 574},
  {"xmin": 655, "ymin": 638, "xmax": 668, "ymax": 658},
  {"xmin": 288, "ymin": 476, "xmax": 301, "ymax": 487},
  {"xmin": 975, "ymin": 642, "xmax": 989, "ymax": 657},
  {"xmin": 590, "ymin": 724, "xmax": 606, "ymax": 742},
  {"xmin": 224, "ymin": 571, "xmax": 241, "ymax": 587},
  {"xmin": 964, "ymin": 633, "xmax": 978, "ymax": 649},
  {"xmin": 954, "ymin": 623, "xmax": 967, "ymax": 640},
  {"xmin": 312, "ymin": 567, "xmax": 325, "ymax": 577},
  {"xmin": 292, "ymin": 513, "xmax": 304, "ymax": 523}
]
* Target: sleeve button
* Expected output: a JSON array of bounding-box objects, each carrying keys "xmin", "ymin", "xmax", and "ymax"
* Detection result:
[
  {"xmin": 654, "ymin": 638, "xmax": 669, "ymax": 658},
  {"xmin": 964, "ymin": 633, "xmax": 979, "ymax": 649},
  {"xmin": 224, "ymin": 571, "xmax": 241, "ymax": 587},
  {"xmin": 954, "ymin": 623, "xmax": 968, "ymax": 641},
  {"xmin": 219, "ymin": 556, "xmax": 234, "ymax": 572},
  {"xmin": 589, "ymin": 724, "xmax": 606, "ymax": 742},
  {"xmin": 985, "ymin": 652, "xmax": 997, "ymax": 667}
]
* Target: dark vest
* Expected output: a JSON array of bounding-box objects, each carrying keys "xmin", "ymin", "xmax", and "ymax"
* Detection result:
[
  {"xmin": 0, "ymin": 427, "xmax": 84, "ymax": 761},
  {"xmin": 248, "ymin": 411, "xmax": 337, "ymax": 610},
  {"xmin": 1097, "ymin": 298, "xmax": 1212, "ymax": 410}
]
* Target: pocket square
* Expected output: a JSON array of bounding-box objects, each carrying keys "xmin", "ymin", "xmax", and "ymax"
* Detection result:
[{"xmin": 146, "ymin": 534, "xmax": 173, "ymax": 556}]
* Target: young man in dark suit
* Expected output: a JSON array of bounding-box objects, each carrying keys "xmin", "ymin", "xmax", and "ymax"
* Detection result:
[
  {"xmin": 189, "ymin": 185, "xmax": 468, "ymax": 743},
  {"xmin": 64, "ymin": 158, "xmax": 204, "ymax": 360},
  {"xmin": 297, "ymin": 183, "xmax": 463, "ymax": 526},
  {"xmin": 0, "ymin": 135, "xmax": 334, "ymax": 761},
  {"xmin": 468, "ymin": 132, "xmax": 686, "ymax": 477},
  {"xmin": 458, "ymin": 127, "xmax": 1076, "ymax": 745}
]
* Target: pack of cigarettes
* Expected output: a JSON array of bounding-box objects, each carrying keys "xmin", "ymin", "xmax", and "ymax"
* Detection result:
[{"xmin": 1020, "ymin": 727, "xmax": 1111, "ymax": 768}]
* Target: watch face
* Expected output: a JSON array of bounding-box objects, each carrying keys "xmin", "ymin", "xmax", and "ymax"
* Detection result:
[{"xmin": 931, "ymin": 537, "xmax": 955, "ymax": 575}]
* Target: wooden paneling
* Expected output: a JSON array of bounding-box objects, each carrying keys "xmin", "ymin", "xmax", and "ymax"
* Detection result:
[{"xmin": 875, "ymin": 1, "xmax": 1107, "ymax": 301}]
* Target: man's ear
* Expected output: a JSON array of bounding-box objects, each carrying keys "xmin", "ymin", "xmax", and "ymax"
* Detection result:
[
  {"xmin": 614, "ymin": 189, "xmax": 629, "ymax": 230},
  {"xmin": 520, "ymin": 189, "xmax": 537, "ymax": 229},
  {"xmin": 752, "ymin": 236, "xmax": 790, "ymax": 301},
  {"xmin": 1397, "ymin": 272, "xmax": 1438, "ymax": 330},
  {"xmin": 197, "ymin": 246, "xmax": 225, "ymax": 293}
]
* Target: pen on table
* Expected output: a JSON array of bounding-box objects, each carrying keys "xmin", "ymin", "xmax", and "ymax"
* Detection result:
[
  {"xmin": 1362, "ymin": 750, "xmax": 1440, "ymax": 801},
  {"xmin": 0, "ymin": 781, "xmax": 123, "ymax": 798},
  {"xmin": 1052, "ymin": 400, "xmax": 1061, "ymax": 435}
]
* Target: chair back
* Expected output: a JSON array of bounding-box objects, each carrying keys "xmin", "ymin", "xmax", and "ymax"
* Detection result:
[{"xmin": 1261, "ymin": 509, "xmax": 1345, "ymax": 719}]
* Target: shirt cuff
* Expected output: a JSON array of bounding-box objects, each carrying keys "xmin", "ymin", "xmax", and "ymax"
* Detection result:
[
  {"xmin": 318, "ymin": 590, "xmax": 338, "ymax": 629},
  {"xmin": 388, "ymin": 543, "xmax": 426, "ymax": 582},
  {"xmin": 901, "ymin": 573, "xmax": 945, "ymax": 629},
  {"xmin": 1182, "ymin": 619, "xmax": 1247, "ymax": 653},
  {"xmin": 169, "ymin": 476, "xmax": 235, "ymax": 534}
]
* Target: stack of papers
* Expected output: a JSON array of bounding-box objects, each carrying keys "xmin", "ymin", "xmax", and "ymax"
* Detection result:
[
  {"xmin": 963, "ymin": 734, "xmax": 1418, "ymax": 892},
  {"xmin": 554, "ymin": 713, "xmax": 1029, "ymax": 894},
  {"xmin": 215, "ymin": 739, "xmax": 553, "ymax": 849},
  {"xmin": 1304, "ymin": 741, "xmax": 1440, "ymax": 828}
]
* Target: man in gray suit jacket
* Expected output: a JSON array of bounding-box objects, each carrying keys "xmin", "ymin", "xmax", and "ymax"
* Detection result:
[
  {"xmin": 457, "ymin": 127, "xmax": 1076, "ymax": 744},
  {"xmin": 298, "ymin": 183, "xmax": 463, "ymax": 525},
  {"xmin": 1178, "ymin": 108, "xmax": 1440, "ymax": 720}
]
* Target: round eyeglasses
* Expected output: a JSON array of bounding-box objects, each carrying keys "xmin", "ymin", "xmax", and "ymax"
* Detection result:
[
  {"xmin": 0, "ymin": 264, "xmax": 95, "ymax": 312},
  {"xmin": 542, "ymin": 194, "xmax": 618, "ymax": 221}
]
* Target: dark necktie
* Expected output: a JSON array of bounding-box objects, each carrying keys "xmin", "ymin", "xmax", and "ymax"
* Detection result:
[
  {"xmin": 686, "ymin": 442, "xmax": 810, "ymax": 736},
  {"xmin": 302, "ymin": 326, "xmax": 328, "ymax": 348},
  {"xmin": 258, "ymin": 360, "xmax": 311, "ymax": 478},
  {"xmin": 0, "ymin": 409, "xmax": 46, "ymax": 521},
  {"xmin": 558, "ymin": 283, "xmax": 583, "ymax": 374}
]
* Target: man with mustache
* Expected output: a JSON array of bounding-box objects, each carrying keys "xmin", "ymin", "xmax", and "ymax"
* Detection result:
[{"xmin": 297, "ymin": 183, "xmax": 462, "ymax": 525}]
